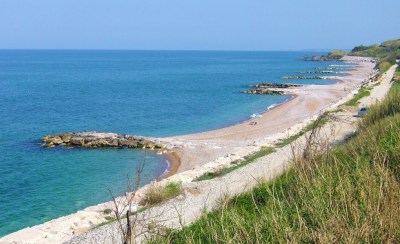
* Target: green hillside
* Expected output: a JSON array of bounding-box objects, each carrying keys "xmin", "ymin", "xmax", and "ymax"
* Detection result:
[{"xmin": 350, "ymin": 39, "xmax": 400, "ymax": 58}]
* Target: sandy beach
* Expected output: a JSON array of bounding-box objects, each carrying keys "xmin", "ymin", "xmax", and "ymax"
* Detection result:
[
  {"xmin": 1, "ymin": 56, "xmax": 384, "ymax": 243},
  {"xmin": 160, "ymin": 56, "xmax": 376, "ymax": 174}
]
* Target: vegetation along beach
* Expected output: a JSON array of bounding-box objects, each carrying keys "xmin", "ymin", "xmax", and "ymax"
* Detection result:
[{"xmin": 0, "ymin": 0, "xmax": 399, "ymax": 243}]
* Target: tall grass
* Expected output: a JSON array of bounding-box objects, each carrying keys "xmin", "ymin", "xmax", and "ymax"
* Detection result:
[
  {"xmin": 152, "ymin": 83, "xmax": 400, "ymax": 243},
  {"xmin": 361, "ymin": 82, "xmax": 400, "ymax": 128},
  {"xmin": 379, "ymin": 61, "xmax": 392, "ymax": 73}
]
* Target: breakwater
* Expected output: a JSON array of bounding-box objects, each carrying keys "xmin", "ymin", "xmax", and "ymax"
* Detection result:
[
  {"xmin": 242, "ymin": 83, "xmax": 301, "ymax": 95},
  {"xmin": 302, "ymin": 70, "xmax": 337, "ymax": 74},
  {"xmin": 43, "ymin": 132, "xmax": 162, "ymax": 149},
  {"xmin": 281, "ymin": 75, "xmax": 326, "ymax": 80}
]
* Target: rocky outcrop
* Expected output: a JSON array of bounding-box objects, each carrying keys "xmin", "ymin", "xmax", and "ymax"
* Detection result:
[
  {"xmin": 302, "ymin": 70, "xmax": 336, "ymax": 74},
  {"xmin": 281, "ymin": 76, "xmax": 325, "ymax": 80},
  {"xmin": 43, "ymin": 132, "xmax": 161, "ymax": 149},
  {"xmin": 242, "ymin": 83, "xmax": 301, "ymax": 95},
  {"xmin": 243, "ymin": 89, "xmax": 284, "ymax": 95},
  {"xmin": 251, "ymin": 83, "xmax": 301, "ymax": 89}
]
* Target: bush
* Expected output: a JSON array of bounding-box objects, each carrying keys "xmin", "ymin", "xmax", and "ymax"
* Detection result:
[
  {"xmin": 349, "ymin": 39, "xmax": 400, "ymax": 58},
  {"xmin": 381, "ymin": 53, "xmax": 397, "ymax": 65},
  {"xmin": 164, "ymin": 182, "xmax": 183, "ymax": 199},
  {"xmin": 140, "ymin": 182, "xmax": 183, "ymax": 207},
  {"xmin": 351, "ymin": 45, "xmax": 373, "ymax": 53},
  {"xmin": 381, "ymin": 39, "xmax": 400, "ymax": 48},
  {"xmin": 326, "ymin": 50, "xmax": 346, "ymax": 60},
  {"xmin": 378, "ymin": 61, "xmax": 392, "ymax": 73}
]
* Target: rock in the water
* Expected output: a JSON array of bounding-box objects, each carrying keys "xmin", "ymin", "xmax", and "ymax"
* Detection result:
[
  {"xmin": 242, "ymin": 83, "xmax": 301, "ymax": 95},
  {"xmin": 42, "ymin": 132, "xmax": 161, "ymax": 150}
]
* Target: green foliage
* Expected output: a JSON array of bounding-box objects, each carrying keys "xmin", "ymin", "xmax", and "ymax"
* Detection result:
[
  {"xmin": 195, "ymin": 147, "xmax": 275, "ymax": 181},
  {"xmin": 381, "ymin": 53, "xmax": 397, "ymax": 65},
  {"xmin": 351, "ymin": 45, "xmax": 390, "ymax": 58},
  {"xmin": 345, "ymin": 86, "xmax": 371, "ymax": 106},
  {"xmin": 140, "ymin": 182, "xmax": 183, "ymax": 207},
  {"xmin": 395, "ymin": 67, "xmax": 400, "ymax": 82},
  {"xmin": 351, "ymin": 44, "xmax": 373, "ymax": 53},
  {"xmin": 350, "ymin": 39, "xmax": 400, "ymax": 58},
  {"xmin": 164, "ymin": 182, "xmax": 183, "ymax": 199},
  {"xmin": 275, "ymin": 131, "xmax": 305, "ymax": 148},
  {"xmin": 381, "ymin": 39, "xmax": 400, "ymax": 48},
  {"xmin": 361, "ymin": 83, "xmax": 400, "ymax": 128},
  {"xmin": 154, "ymin": 85, "xmax": 400, "ymax": 243},
  {"xmin": 325, "ymin": 50, "xmax": 346, "ymax": 60},
  {"xmin": 378, "ymin": 61, "xmax": 392, "ymax": 73},
  {"xmin": 103, "ymin": 208, "xmax": 112, "ymax": 215}
]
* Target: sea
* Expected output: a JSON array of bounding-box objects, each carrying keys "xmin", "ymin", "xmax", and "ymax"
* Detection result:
[{"xmin": 0, "ymin": 50, "xmax": 347, "ymax": 236}]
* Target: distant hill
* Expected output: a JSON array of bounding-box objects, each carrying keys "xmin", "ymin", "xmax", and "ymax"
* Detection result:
[
  {"xmin": 303, "ymin": 50, "xmax": 347, "ymax": 61},
  {"xmin": 350, "ymin": 39, "xmax": 400, "ymax": 58},
  {"xmin": 349, "ymin": 39, "xmax": 400, "ymax": 73},
  {"xmin": 324, "ymin": 50, "xmax": 347, "ymax": 60}
]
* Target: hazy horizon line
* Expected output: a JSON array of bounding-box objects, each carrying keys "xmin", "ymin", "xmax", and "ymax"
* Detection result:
[{"xmin": 0, "ymin": 48, "xmax": 351, "ymax": 52}]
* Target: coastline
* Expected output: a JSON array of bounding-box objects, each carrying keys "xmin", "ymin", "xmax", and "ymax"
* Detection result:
[
  {"xmin": 162, "ymin": 59, "xmax": 373, "ymax": 174},
  {"xmin": 0, "ymin": 56, "xmax": 378, "ymax": 243},
  {"xmin": 159, "ymin": 151, "xmax": 181, "ymax": 179}
]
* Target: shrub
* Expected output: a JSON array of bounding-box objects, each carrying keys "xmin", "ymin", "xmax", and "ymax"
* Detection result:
[
  {"xmin": 140, "ymin": 182, "xmax": 183, "ymax": 207},
  {"xmin": 351, "ymin": 45, "xmax": 373, "ymax": 53},
  {"xmin": 164, "ymin": 182, "xmax": 183, "ymax": 199},
  {"xmin": 378, "ymin": 61, "xmax": 392, "ymax": 73},
  {"xmin": 326, "ymin": 50, "xmax": 346, "ymax": 60},
  {"xmin": 381, "ymin": 53, "xmax": 397, "ymax": 65}
]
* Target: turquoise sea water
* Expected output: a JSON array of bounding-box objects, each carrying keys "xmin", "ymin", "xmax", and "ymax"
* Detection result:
[{"xmin": 0, "ymin": 50, "xmax": 344, "ymax": 236}]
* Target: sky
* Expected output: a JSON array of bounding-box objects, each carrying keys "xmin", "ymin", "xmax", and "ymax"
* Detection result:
[{"xmin": 0, "ymin": 0, "xmax": 399, "ymax": 51}]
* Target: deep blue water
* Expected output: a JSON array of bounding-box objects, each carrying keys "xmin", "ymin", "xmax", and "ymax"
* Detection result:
[{"xmin": 0, "ymin": 50, "xmax": 342, "ymax": 236}]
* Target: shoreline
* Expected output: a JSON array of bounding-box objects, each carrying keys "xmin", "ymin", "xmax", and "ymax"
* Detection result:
[
  {"xmin": 0, "ymin": 56, "xmax": 377, "ymax": 243},
  {"xmin": 156, "ymin": 95, "xmax": 296, "ymax": 180},
  {"xmin": 158, "ymin": 151, "xmax": 181, "ymax": 179},
  {"xmin": 162, "ymin": 60, "xmax": 372, "ymax": 174}
]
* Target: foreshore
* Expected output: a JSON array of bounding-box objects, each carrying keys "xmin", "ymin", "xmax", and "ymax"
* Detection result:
[
  {"xmin": 159, "ymin": 151, "xmax": 181, "ymax": 179},
  {"xmin": 0, "ymin": 56, "xmax": 378, "ymax": 243},
  {"xmin": 161, "ymin": 56, "xmax": 375, "ymax": 174}
]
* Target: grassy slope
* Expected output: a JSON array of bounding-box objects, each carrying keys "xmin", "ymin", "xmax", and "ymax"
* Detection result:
[
  {"xmin": 350, "ymin": 39, "xmax": 400, "ymax": 58},
  {"xmin": 155, "ymin": 82, "xmax": 400, "ymax": 243},
  {"xmin": 350, "ymin": 39, "xmax": 399, "ymax": 76}
]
